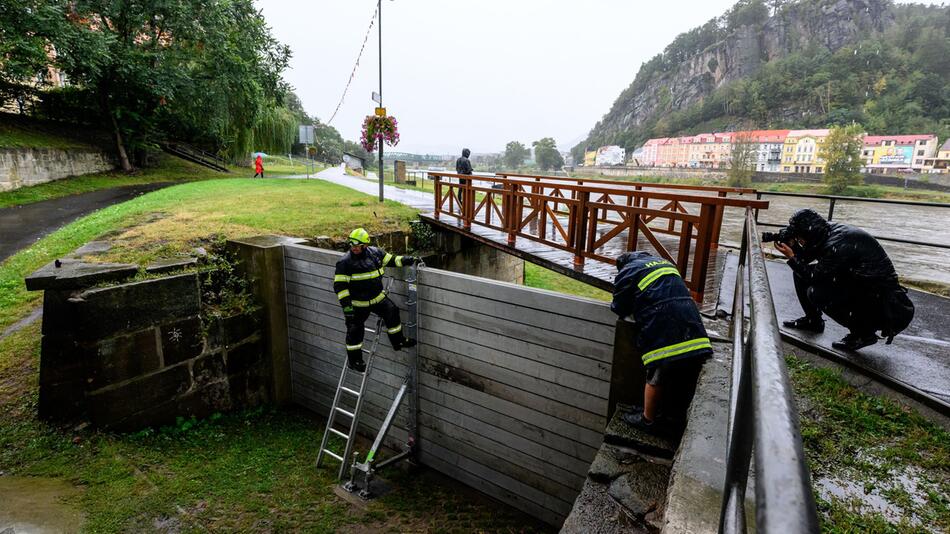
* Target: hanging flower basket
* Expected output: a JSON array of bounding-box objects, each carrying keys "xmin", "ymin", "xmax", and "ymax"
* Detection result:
[{"xmin": 360, "ymin": 115, "xmax": 400, "ymax": 153}]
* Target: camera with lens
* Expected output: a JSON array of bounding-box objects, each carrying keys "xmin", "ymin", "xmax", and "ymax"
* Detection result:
[{"xmin": 761, "ymin": 226, "xmax": 795, "ymax": 244}]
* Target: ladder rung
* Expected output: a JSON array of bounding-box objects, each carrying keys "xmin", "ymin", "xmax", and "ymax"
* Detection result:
[
  {"xmin": 329, "ymin": 427, "xmax": 349, "ymax": 440},
  {"xmin": 362, "ymin": 348, "xmax": 372, "ymax": 353},
  {"xmin": 335, "ymin": 406, "xmax": 354, "ymax": 418},
  {"xmin": 365, "ymin": 327, "xmax": 376, "ymax": 334},
  {"xmin": 406, "ymin": 300, "xmax": 417, "ymax": 306},
  {"xmin": 322, "ymin": 449, "xmax": 344, "ymax": 462},
  {"xmin": 341, "ymin": 386, "xmax": 360, "ymax": 397}
]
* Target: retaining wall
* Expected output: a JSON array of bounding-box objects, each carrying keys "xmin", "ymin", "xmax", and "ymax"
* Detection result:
[
  {"xmin": 282, "ymin": 243, "xmax": 615, "ymax": 525},
  {"xmin": 0, "ymin": 147, "xmax": 115, "ymax": 191}
]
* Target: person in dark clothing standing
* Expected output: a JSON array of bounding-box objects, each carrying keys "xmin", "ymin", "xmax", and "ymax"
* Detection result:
[
  {"xmin": 775, "ymin": 208, "xmax": 914, "ymax": 351},
  {"xmin": 333, "ymin": 228, "xmax": 420, "ymax": 372},
  {"xmin": 455, "ymin": 148, "xmax": 473, "ymax": 203},
  {"xmin": 610, "ymin": 251, "xmax": 713, "ymax": 434}
]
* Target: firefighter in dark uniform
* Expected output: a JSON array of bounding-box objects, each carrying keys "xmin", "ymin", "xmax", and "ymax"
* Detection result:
[
  {"xmin": 611, "ymin": 251, "xmax": 713, "ymax": 433},
  {"xmin": 333, "ymin": 228, "xmax": 420, "ymax": 373}
]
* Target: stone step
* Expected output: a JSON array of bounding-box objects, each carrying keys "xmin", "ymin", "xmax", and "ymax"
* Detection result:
[{"xmin": 602, "ymin": 404, "xmax": 677, "ymax": 460}]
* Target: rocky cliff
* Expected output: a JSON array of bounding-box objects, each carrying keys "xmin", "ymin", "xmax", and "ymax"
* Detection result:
[{"xmin": 575, "ymin": 0, "xmax": 903, "ymax": 157}]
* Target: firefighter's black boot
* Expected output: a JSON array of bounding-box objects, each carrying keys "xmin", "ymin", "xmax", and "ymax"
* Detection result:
[
  {"xmin": 782, "ymin": 316, "xmax": 825, "ymax": 333},
  {"xmin": 347, "ymin": 352, "xmax": 366, "ymax": 373}
]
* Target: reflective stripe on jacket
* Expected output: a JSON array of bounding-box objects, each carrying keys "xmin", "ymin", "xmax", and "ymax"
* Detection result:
[{"xmin": 611, "ymin": 252, "xmax": 712, "ymax": 367}]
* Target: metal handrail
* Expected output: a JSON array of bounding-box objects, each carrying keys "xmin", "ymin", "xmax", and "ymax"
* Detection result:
[{"xmin": 719, "ymin": 208, "xmax": 819, "ymax": 534}]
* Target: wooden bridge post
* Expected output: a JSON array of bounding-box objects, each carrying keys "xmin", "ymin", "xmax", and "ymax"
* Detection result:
[
  {"xmin": 463, "ymin": 179, "xmax": 472, "ymax": 230},
  {"xmin": 710, "ymin": 191, "xmax": 727, "ymax": 249},
  {"xmin": 573, "ymin": 190, "xmax": 590, "ymax": 267},
  {"xmin": 506, "ymin": 181, "xmax": 517, "ymax": 246},
  {"xmin": 689, "ymin": 203, "xmax": 717, "ymax": 302},
  {"xmin": 434, "ymin": 176, "xmax": 442, "ymax": 220}
]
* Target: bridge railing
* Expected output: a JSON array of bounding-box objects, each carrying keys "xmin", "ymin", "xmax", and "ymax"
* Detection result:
[
  {"xmin": 719, "ymin": 207, "xmax": 819, "ymax": 534},
  {"xmin": 428, "ymin": 172, "xmax": 768, "ymax": 301}
]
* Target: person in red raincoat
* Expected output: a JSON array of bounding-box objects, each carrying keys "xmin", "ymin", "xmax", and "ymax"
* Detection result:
[{"xmin": 254, "ymin": 155, "xmax": 264, "ymax": 178}]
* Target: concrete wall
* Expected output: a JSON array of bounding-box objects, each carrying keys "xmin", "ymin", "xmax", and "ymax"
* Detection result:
[
  {"xmin": 0, "ymin": 147, "xmax": 115, "ymax": 191},
  {"xmin": 423, "ymin": 230, "xmax": 525, "ymax": 285},
  {"xmin": 282, "ymin": 244, "xmax": 614, "ymax": 526}
]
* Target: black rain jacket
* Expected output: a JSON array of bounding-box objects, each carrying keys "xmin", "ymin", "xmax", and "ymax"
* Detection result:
[
  {"xmin": 787, "ymin": 219, "xmax": 899, "ymax": 288},
  {"xmin": 455, "ymin": 156, "xmax": 473, "ymax": 175}
]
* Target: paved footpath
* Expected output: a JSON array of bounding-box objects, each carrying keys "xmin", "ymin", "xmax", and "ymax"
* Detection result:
[{"xmin": 0, "ymin": 183, "xmax": 170, "ymax": 263}]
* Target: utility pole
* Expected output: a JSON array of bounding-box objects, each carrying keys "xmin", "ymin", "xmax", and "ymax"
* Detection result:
[{"xmin": 377, "ymin": 0, "xmax": 384, "ymax": 202}]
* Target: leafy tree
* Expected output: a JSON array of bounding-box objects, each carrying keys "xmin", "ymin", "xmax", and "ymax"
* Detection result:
[
  {"xmin": 343, "ymin": 139, "xmax": 370, "ymax": 164},
  {"xmin": 503, "ymin": 141, "xmax": 529, "ymax": 170},
  {"xmin": 46, "ymin": 0, "xmax": 291, "ymax": 170},
  {"xmin": 311, "ymin": 122, "xmax": 343, "ymax": 163},
  {"xmin": 819, "ymin": 124, "xmax": 864, "ymax": 194},
  {"xmin": 0, "ymin": 0, "xmax": 67, "ymax": 107},
  {"xmin": 532, "ymin": 137, "xmax": 564, "ymax": 171},
  {"xmin": 727, "ymin": 133, "xmax": 755, "ymax": 187}
]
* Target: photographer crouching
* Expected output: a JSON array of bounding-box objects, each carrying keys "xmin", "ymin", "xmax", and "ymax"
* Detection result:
[{"xmin": 767, "ymin": 208, "xmax": 915, "ymax": 351}]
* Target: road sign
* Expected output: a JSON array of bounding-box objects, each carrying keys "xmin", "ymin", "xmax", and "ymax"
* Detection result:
[
  {"xmin": 299, "ymin": 125, "xmax": 314, "ymax": 144},
  {"xmin": 372, "ymin": 92, "xmax": 381, "ymax": 104},
  {"xmin": 375, "ymin": 107, "xmax": 386, "ymax": 117}
]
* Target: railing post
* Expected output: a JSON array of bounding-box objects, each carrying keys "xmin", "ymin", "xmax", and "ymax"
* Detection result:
[
  {"xmin": 434, "ymin": 176, "xmax": 442, "ymax": 220},
  {"xmin": 506, "ymin": 181, "xmax": 517, "ymax": 246},
  {"xmin": 463, "ymin": 179, "xmax": 472, "ymax": 230},
  {"xmin": 688, "ymin": 203, "xmax": 717, "ymax": 302},
  {"xmin": 573, "ymin": 190, "xmax": 590, "ymax": 267},
  {"xmin": 710, "ymin": 191, "xmax": 727, "ymax": 249},
  {"xmin": 827, "ymin": 197, "xmax": 836, "ymax": 221}
]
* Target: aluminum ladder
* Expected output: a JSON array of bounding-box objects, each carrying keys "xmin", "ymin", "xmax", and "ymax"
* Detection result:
[{"xmin": 316, "ymin": 264, "xmax": 421, "ymax": 494}]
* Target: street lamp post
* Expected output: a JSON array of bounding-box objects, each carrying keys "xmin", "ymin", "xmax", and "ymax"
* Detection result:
[{"xmin": 377, "ymin": 0, "xmax": 384, "ymax": 202}]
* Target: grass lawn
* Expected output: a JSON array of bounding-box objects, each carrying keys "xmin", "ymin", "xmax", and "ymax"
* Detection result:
[
  {"xmin": 0, "ymin": 117, "xmax": 99, "ymax": 150},
  {"xmin": 0, "ymin": 178, "xmax": 418, "ymax": 332},
  {"xmin": 0, "ymin": 155, "xmax": 241, "ymax": 209},
  {"xmin": 523, "ymin": 263, "xmax": 611, "ymax": 302},
  {"xmin": 787, "ymin": 356, "xmax": 950, "ymax": 532},
  {"xmin": 0, "ymin": 322, "xmax": 549, "ymax": 532}
]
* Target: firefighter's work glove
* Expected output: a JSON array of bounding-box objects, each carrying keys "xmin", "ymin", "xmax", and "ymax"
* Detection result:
[
  {"xmin": 405, "ymin": 256, "xmax": 421, "ymax": 266},
  {"xmin": 343, "ymin": 306, "xmax": 355, "ymax": 321}
]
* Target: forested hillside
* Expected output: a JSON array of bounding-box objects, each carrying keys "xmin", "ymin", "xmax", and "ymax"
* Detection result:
[{"xmin": 573, "ymin": 0, "xmax": 950, "ymax": 161}]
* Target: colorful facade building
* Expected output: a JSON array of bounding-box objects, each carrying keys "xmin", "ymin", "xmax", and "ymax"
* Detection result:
[
  {"xmin": 743, "ymin": 130, "xmax": 789, "ymax": 172},
  {"xmin": 781, "ymin": 129, "xmax": 830, "ymax": 174},
  {"xmin": 639, "ymin": 138, "xmax": 666, "ymax": 166},
  {"xmin": 861, "ymin": 135, "xmax": 938, "ymax": 173}
]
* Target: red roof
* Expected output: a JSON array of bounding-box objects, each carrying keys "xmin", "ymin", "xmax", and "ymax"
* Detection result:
[{"xmin": 862, "ymin": 134, "xmax": 936, "ymax": 146}]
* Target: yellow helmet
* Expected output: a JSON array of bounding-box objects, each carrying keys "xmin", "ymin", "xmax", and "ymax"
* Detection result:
[{"xmin": 348, "ymin": 228, "xmax": 371, "ymax": 245}]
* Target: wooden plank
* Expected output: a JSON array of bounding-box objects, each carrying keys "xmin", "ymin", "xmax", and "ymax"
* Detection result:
[
  {"xmin": 418, "ymin": 440, "xmax": 571, "ymax": 524},
  {"xmin": 419, "ymin": 299, "xmax": 613, "ymax": 362},
  {"xmin": 421, "ymin": 267, "xmax": 615, "ymax": 325},
  {"xmin": 418, "ymin": 362, "xmax": 605, "ymax": 433},
  {"xmin": 419, "ymin": 327, "xmax": 607, "ymax": 398},
  {"xmin": 420, "ymin": 375, "xmax": 604, "ymax": 451},
  {"xmin": 419, "ymin": 315, "xmax": 610, "ymax": 383},
  {"xmin": 418, "ymin": 341, "xmax": 607, "ymax": 416},
  {"xmin": 418, "ymin": 285, "xmax": 615, "ymax": 345},
  {"xmin": 417, "ymin": 422, "xmax": 581, "ymax": 503},
  {"xmin": 284, "ymin": 244, "xmax": 342, "ymax": 266},
  {"xmin": 418, "ymin": 383, "xmax": 598, "ymax": 462},
  {"xmin": 418, "ymin": 399, "xmax": 591, "ymax": 479}
]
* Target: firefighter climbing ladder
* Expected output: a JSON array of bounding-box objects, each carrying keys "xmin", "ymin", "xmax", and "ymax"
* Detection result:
[{"xmin": 316, "ymin": 263, "xmax": 421, "ymax": 498}]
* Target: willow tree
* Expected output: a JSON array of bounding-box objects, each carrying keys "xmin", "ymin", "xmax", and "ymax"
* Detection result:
[{"xmin": 50, "ymin": 0, "xmax": 290, "ymax": 170}]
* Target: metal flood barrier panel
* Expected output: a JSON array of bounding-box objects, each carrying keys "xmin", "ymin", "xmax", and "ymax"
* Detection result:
[{"xmin": 282, "ymin": 243, "xmax": 616, "ymax": 525}]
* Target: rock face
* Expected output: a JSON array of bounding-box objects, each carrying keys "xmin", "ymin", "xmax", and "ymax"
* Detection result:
[{"xmin": 583, "ymin": 0, "xmax": 894, "ymax": 144}]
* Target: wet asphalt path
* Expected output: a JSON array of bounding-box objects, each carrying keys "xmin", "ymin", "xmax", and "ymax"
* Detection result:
[{"xmin": 0, "ymin": 183, "xmax": 171, "ymax": 263}]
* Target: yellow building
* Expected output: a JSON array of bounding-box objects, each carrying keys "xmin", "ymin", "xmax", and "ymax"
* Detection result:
[
  {"xmin": 583, "ymin": 150, "xmax": 597, "ymax": 167},
  {"xmin": 781, "ymin": 129, "xmax": 830, "ymax": 174}
]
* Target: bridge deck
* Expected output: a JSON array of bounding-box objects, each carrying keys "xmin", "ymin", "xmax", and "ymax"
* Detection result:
[{"xmin": 421, "ymin": 213, "xmax": 727, "ymax": 314}]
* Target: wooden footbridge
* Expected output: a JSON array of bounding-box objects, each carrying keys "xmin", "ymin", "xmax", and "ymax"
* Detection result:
[{"xmin": 422, "ymin": 172, "xmax": 770, "ymax": 305}]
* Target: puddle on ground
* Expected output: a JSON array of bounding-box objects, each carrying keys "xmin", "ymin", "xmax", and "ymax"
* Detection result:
[
  {"xmin": 0, "ymin": 476, "xmax": 84, "ymax": 533},
  {"xmin": 816, "ymin": 464, "xmax": 932, "ymax": 526}
]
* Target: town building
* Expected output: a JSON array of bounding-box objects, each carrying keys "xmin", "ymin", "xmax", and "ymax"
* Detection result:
[
  {"xmin": 743, "ymin": 130, "xmax": 789, "ymax": 172},
  {"xmin": 921, "ymin": 139, "xmax": 950, "ymax": 174},
  {"xmin": 781, "ymin": 129, "xmax": 830, "ymax": 174},
  {"xmin": 639, "ymin": 138, "xmax": 666, "ymax": 166},
  {"xmin": 861, "ymin": 134, "xmax": 938, "ymax": 173}
]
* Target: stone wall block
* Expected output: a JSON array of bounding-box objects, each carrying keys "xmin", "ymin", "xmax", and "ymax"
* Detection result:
[
  {"xmin": 75, "ymin": 273, "xmax": 200, "ymax": 340},
  {"xmin": 159, "ymin": 316, "xmax": 204, "ymax": 366},
  {"xmin": 224, "ymin": 337, "xmax": 264, "ymax": 375},
  {"xmin": 227, "ymin": 362, "xmax": 269, "ymax": 409},
  {"xmin": 192, "ymin": 352, "xmax": 226, "ymax": 388},
  {"xmin": 87, "ymin": 327, "xmax": 161, "ymax": 389},
  {"xmin": 87, "ymin": 364, "xmax": 192, "ymax": 427},
  {"xmin": 220, "ymin": 311, "xmax": 262, "ymax": 347}
]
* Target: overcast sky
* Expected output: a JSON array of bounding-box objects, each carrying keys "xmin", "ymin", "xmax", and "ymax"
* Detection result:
[{"xmin": 258, "ymin": 0, "xmax": 942, "ymax": 155}]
